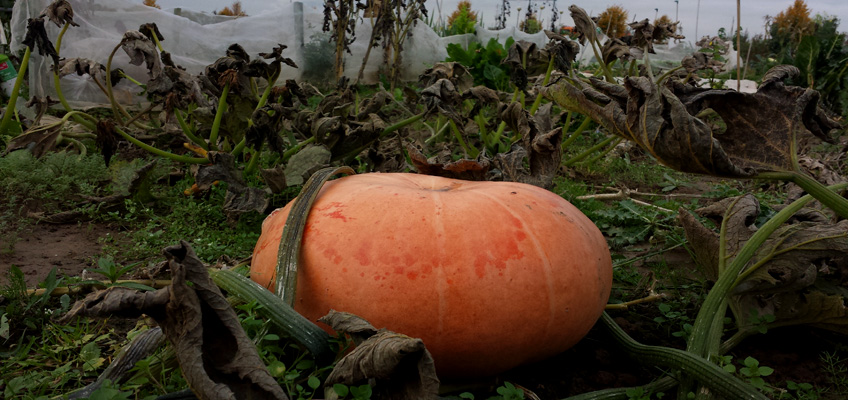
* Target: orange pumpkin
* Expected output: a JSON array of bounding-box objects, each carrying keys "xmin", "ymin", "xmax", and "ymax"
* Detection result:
[{"xmin": 251, "ymin": 173, "xmax": 612, "ymax": 378}]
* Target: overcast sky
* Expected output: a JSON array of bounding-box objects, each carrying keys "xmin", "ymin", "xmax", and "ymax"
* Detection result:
[{"xmin": 151, "ymin": 0, "xmax": 848, "ymax": 46}]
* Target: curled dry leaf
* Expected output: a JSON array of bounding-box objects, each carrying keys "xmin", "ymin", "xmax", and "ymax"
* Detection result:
[
  {"xmin": 247, "ymin": 104, "xmax": 290, "ymax": 155},
  {"xmin": 680, "ymin": 196, "xmax": 848, "ymax": 335},
  {"xmin": 41, "ymin": 0, "xmax": 79, "ymax": 28},
  {"xmin": 407, "ymin": 145, "xmax": 490, "ymax": 181},
  {"xmin": 193, "ymin": 152, "xmax": 269, "ymax": 218},
  {"xmin": 544, "ymin": 65, "xmax": 840, "ymax": 178},
  {"xmin": 58, "ymin": 58, "xmax": 105, "ymax": 81},
  {"xmin": 503, "ymin": 40, "xmax": 540, "ymax": 91},
  {"xmin": 356, "ymin": 90, "xmax": 393, "ymax": 120},
  {"xmin": 138, "ymin": 22, "xmax": 164, "ymax": 44},
  {"xmin": 59, "ymin": 242, "xmax": 289, "ymax": 400},
  {"xmin": 568, "ymin": 5, "xmax": 597, "ymax": 45},
  {"xmin": 418, "ymin": 62, "xmax": 472, "ymax": 92},
  {"xmin": 95, "ymin": 119, "xmax": 118, "ymax": 167},
  {"xmin": 420, "ymin": 78, "xmax": 463, "ymax": 119},
  {"xmin": 121, "ymin": 30, "xmax": 161, "ymax": 79},
  {"xmin": 681, "ymin": 52, "xmax": 725, "ymax": 74},
  {"xmin": 245, "ymin": 44, "xmax": 298, "ymax": 80},
  {"xmin": 320, "ymin": 310, "xmax": 440, "ymax": 400},
  {"xmin": 25, "ymin": 96, "xmax": 59, "ymax": 125},
  {"xmin": 23, "ymin": 18, "xmax": 60, "ymax": 68},
  {"xmin": 2, "ymin": 124, "xmax": 61, "ymax": 158},
  {"xmin": 497, "ymin": 102, "xmax": 563, "ymax": 188},
  {"xmin": 543, "ymin": 30, "xmax": 581, "ymax": 72},
  {"xmin": 601, "ymin": 37, "xmax": 639, "ymax": 64}
]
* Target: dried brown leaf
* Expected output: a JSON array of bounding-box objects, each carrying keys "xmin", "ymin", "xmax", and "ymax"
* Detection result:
[
  {"xmin": 544, "ymin": 65, "xmax": 840, "ymax": 178},
  {"xmin": 321, "ymin": 311, "xmax": 439, "ymax": 400},
  {"xmin": 680, "ymin": 196, "xmax": 848, "ymax": 335},
  {"xmin": 61, "ymin": 242, "xmax": 289, "ymax": 400},
  {"xmin": 41, "ymin": 0, "xmax": 79, "ymax": 28},
  {"xmin": 121, "ymin": 30, "xmax": 161, "ymax": 79},
  {"xmin": 407, "ymin": 145, "xmax": 490, "ymax": 181}
]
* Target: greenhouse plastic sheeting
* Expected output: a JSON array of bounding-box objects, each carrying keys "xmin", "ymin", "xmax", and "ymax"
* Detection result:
[
  {"xmin": 9, "ymin": 0, "xmax": 722, "ymax": 107},
  {"xmin": 10, "ymin": 0, "xmax": 452, "ymax": 107}
]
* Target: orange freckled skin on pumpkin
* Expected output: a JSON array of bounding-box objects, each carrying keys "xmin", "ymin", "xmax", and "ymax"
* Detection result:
[{"xmin": 250, "ymin": 173, "xmax": 612, "ymax": 379}]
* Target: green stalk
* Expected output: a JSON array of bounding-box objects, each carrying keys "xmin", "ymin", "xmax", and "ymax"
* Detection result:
[
  {"xmin": 209, "ymin": 268, "xmax": 333, "ymax": 359},
  {"xmin": 148, "ymin": 30, "xmax": 165, "ymax": 53},
  {"xmin": 208, "ymin": 83, "xmax": 230, "ymax": 150},
  {"xmin": 281, "ymin": 136, "xmax": 316, "ymax": 163},
  {"xmin": 110, "ymin": 120, "xmax": 208, "ymax": 164},
  {"xmin": 578, "ymin": 137, "xmax": 622, "ymax": 166},
  {"xmin": 757, "ymin": 171, "xmax": 848, "ymax": 218},
  {"xmin": 492, "ymin": 89, "xmax": 522, "ymax": 143},
  {"xmin": 0, "ymin": 47, "xmax": 31, "ymax": 134},
  {"xmin": 244, "ymin": 145, "xmax": 262, "ymax": 175},
  {"xmin": 256, "ymin": 70, "xmax": 280, "ymax": 110},
  {"xmin": 685, "ymin": 182, "xmax": 848, "ymax": 362},
  {"xmin": 598, "ymin": 312, "xmax": 767, "ymax": 400},
  {"xmin": 590, "ymin": 37, "xmax": 615, "ymax": 83},
  {"xmin": 104, "ymin": 43, "xmax": 130, "ymax": 126},
  {"xmin": 656, "ymin": 65, "xmax": 685, "ymax": 84},
  {"xmin": 528, "ymin": 55, "xmax": 556, "ymax": 115},
  {"xmin": 564, "ymin": 135, "xmax": 616, "ymax": 166},
  {"xmin": 175, "ymin": 109, "xmax": 208, "ymax": 150},
  {"xmin": 449, "ymin": 119, "xmax": 479, "ymax": 158},
  {"xmin": 561, "ymin": 115, "xmax": 593, "ymax": 150}
]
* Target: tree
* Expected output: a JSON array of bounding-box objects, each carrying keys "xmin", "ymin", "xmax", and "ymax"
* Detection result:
[
  {"xmin": 143, "ymin": 0, "xmax": 161, "ymax": 9},
  {"xmin": 655, "ymin": 14, "xmax": 672, "ymax": 26},
  {"xmin": 596, "ymin": 5, "xmax": 629, "ymax": 38},
  {"xmin": 215, "ymin": 1, "xmax": 248, "ymax": 17},
  {"xmin": 771, "ymin": 0, "xmax": 814, "ymax": 48},
  {"xmin": 447, "ymin": 1, "xmax": 478, "ymax": 35}
]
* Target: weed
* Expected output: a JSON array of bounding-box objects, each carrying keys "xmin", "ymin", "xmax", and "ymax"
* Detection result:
[
  {"xmin": 820, "ymin": 350, "xmax": 848, "ymax": 395},
  {"xmin": 738, "ymin": 356, "xmax": 775, "ymax": 391},
  {"xmin": 654, "ymin": 302, "xmax": 694, "ymax": 339}
]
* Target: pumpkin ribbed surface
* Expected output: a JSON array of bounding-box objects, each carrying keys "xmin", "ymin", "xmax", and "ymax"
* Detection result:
[{"xmin": 250, "ymin": 173, "xmax": 612, "ymax": 378}]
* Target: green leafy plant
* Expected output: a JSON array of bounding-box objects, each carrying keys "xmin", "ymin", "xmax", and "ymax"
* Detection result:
[
  {"xmin": 446, "ymin": 38, "xmax": 514, "ymax": 91},
  {"xmin": 332, "ymin": 383, "xmax": 373, "ymax": 399},
  {"xmin": 739, "ymin": 356, "xmax": 775, "ymax": 391}
]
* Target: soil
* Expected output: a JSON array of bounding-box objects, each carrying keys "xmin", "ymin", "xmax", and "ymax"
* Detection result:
[{"xmin": 0, "ymin": 222, "xmax": 119, "ymax": 287}]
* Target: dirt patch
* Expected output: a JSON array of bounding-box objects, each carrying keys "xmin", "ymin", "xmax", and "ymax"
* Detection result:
[{"xmin": 0, "ymin": 222, "xmax": 119, "ymax": 287}]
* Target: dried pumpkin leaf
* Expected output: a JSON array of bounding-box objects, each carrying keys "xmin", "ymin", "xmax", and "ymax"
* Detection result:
[
  {"xmin": 544, "ymin": 65, "xmax": 840, "ymax": 178},
  {"xmin": 60, "ymin": 242, "xmax": 289, "ymax": 400},
  {"xmin": 2, "ymin": 125, "xmax": 61, "ymax": 158},
  {"xmin": 418, "ymin": 62, "xmax": 472, "ymax": 92},
  {"xmin": 259, "ymin": 165, "xmax": 287, "ymax": 194},
  {"xmin": 25, "ymin": 96, "xmax": 59, "ymax": 125},
  {"xmin": 95, "ymin": 119, "xmax": 119, "ymax": 167},
  {"xmin": 41, "ymin": 0, "xmax": 79, "ymax": 28},
  {"xmin": 497, "ymin": 102, "xmax": 563, "ymax": 188},
  {"xmin": 568, "ymin": 5, "xmax": 597, "ymax": 45},
  {"xmin": 23, "ymin": 18, "xmax": 60, "ymax": 68},
  {"xmin": 407, "ymin": 145, "xmax": 490, "ymax": 181},
  {"xmin": 194, "ymin": 152, "xmax": 269, "ymax": 217},
  {"xmin": 680, "ymin": 196, "xmax": 848, "ymax": 335},
  {"xmin": 138, "ymin": 22, "xmax": 164, "ymax": 43},
  {"xmin": 321, "ymin": 311, "xmax": 440, "ymax": 400},
  {"xmin": 318, "ymin": 309, "xmax": 378, "ymax": 346},
  {"xmin": 120, "ymin": 30, "xmax": 161, "ymax": 79}
]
